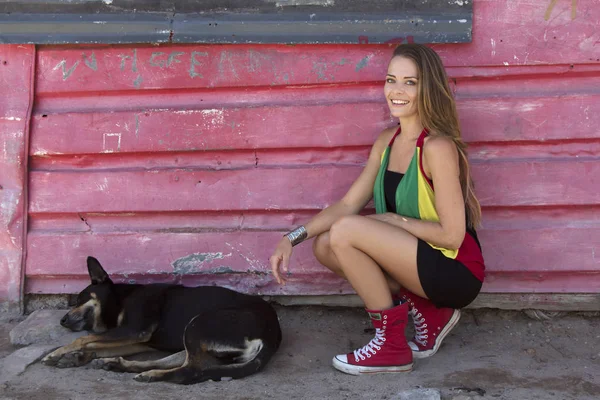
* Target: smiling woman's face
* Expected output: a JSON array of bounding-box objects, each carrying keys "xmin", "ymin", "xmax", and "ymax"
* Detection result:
[{"xmin": 384, "ymin": 56, "xmax": 419, "ymax": 119}]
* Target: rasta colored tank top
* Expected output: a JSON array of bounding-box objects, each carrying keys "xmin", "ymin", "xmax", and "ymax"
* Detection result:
[{"xmin": 373, "ymin": 127, "xmax": 485, "ymax": 282}]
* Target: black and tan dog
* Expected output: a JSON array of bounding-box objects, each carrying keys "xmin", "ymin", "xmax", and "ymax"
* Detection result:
[{"xmin": 41, "ymin": 256, "xmax": 282, "ymax": 385}]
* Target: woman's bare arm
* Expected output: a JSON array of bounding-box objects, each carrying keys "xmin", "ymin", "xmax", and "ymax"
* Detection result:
[{"xmin": 270, "ymin": 127, "xmax": 396, "ymax": 284}]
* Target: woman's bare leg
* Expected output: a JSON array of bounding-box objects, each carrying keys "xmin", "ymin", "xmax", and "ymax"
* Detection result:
[
  {"xmin": 323, "ymin": 215, "xmax": 426, "ymax": 310},
  {"xmin": 313, "ymin": 230, "xmax": 405, "ymax": 296}
]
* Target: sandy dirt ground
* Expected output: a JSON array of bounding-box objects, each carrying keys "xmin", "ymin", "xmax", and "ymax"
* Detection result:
[{"xmin": 0, "ymin": 306, "xmax": 599, "ymax": 400}]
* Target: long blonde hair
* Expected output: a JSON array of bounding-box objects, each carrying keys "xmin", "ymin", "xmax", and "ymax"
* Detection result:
[{"xmin": 393, "ymin": 44, "xmax": 481, "ymax": 228}]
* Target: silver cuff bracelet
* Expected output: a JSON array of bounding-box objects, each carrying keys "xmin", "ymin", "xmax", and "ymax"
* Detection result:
[{"xmin": 284, "ymin": 226, "xmax": 308, "ymax": 247}]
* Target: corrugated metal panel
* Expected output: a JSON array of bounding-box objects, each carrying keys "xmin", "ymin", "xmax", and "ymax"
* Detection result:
[
  {"xmin": 0, "ymin": 0, "xmax": 598, "ymax": 308},
  {"xmin": 0, "ymin": 0, "xmax": 472, "ymax": 44},
  {"xmin": 0, "ymin": 45, "xmax": 35, "ymax": 313}
]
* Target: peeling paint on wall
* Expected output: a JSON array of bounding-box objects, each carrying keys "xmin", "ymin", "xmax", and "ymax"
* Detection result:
[
  {"xmin": 225, "ymin": 242, "xmax": 265, "ymax": 271},
  {"xmin": 274, "ymin": 0, "xmax": 335, "ymax": 6},
  {"xmin": 32, "ymin": 149, "xmax": 54, "ymax": 156},
  {"xmin": 1, "ymin": 190, "xmax": 18, "ymax": 233},
  {"xmin": 355, "ymin": 55, "xmax": 373, "ymax": 72},
  {"xmin": 201, "ymin": 109, "xmax": 225, "ymax": 126},
  {"xmin": 1, "ymin": 132, "xmax": 24, "ymax": 163},
  {"xmin": 171, "ymin": 252, "xmax": 232, "ymax": 275}
]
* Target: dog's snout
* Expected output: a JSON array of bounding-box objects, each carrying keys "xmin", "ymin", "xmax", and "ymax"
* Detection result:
[{"xmin": 60, "ymin": 314, "xmax": 69, "ymax": 326}]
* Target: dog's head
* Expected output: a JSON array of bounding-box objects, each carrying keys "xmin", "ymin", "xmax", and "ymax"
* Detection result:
[{"xmin": 60, "ymin": 256, "xmax": 119, "ymax": 333}]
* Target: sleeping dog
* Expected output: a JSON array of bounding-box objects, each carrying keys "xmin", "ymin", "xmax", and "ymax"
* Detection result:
[{"xmin": 42, "ymin": 256, "xmax": 282, "ymax": 385}]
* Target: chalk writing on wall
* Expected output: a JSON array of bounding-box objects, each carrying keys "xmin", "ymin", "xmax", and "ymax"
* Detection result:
[{"xmin": 47, "ymin": 45, "xmax": 394, "ymax": 88}]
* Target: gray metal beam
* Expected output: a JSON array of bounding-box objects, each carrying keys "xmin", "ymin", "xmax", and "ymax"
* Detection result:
[
  {"xmin": 0, "ymin": 13, "xmax": 172, "ymax": 44},
  {"xmin": 173, "ymin": 13, "xmax": 472, "ymax": 44},
  {"xmin": 0, "ymin": 0, "xmax": 472, "ymax": 44}
]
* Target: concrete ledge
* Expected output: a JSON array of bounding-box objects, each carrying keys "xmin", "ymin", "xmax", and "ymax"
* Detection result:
[
  {"xmin": 267, "ymin": 293, "xmax": 600, "ymax": 312},
  {"xmin": 15, "ymin": 292, "xmax": 600, "ymax": 317}
]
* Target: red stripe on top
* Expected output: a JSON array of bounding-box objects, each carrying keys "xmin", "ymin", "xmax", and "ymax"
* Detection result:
[
  {"xmin": 388, "ymin": 125, "xmax": 402, "ymax": 147},
  {"xmin": 416, "ymin": 129, "xmax": 434, "ymax": 190},
  {"xmin": 455, "ymin": 233, "xmax": 486, "ymax": 282}
]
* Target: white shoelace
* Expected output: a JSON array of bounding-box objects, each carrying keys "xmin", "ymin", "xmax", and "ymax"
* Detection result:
[
  {"xmin": 353, "ymin": 328, "xmax": 387, "ymax": 362},
  {"xmin": 411, "ymin": 308, "xmax": 429, "ymax": 346}
]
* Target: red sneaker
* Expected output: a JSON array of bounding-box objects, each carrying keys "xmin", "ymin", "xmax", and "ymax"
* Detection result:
[
  {"xmin": 332, "ymin": 303, "xmax": 413, "ymax": 375},
  {"xmin": 398, "ymin": 289, "xmax": 461, "ymax": 359}
]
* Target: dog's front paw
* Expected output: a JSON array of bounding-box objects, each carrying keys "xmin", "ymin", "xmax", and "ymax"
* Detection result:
[
  {"xmin": 41, "ymin": 349, "xmax": 63, "ymax": 366},
  {"xmin": 55, "ymin": 351, "xmax": 94, "ymax": 368},
  {"xmin": 134, "ymin": 371, "xmax": 154, "ymax": 383},
  {"xmin": 91, "ymin": 357, "xmax": 125, "ymax": 372}
]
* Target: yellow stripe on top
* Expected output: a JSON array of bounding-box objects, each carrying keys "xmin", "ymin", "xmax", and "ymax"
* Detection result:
[{"xmin": 416, "ymin": 147, "xmax": 459, "ymax": 259}]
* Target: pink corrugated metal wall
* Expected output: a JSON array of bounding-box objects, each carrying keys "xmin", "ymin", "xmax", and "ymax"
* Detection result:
[
  {"xmin": 0, "ymin": 45, "xmax": 35, "ymax": 311},
  {"xmin": 0, "ymin": 45, "xmax": 34, "ymax": 312},
  {"xmin": 1, "ymin": 0, "xmax": 599, "ymax": 309}
]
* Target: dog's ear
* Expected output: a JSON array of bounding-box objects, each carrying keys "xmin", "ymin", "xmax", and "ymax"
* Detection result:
[{"xmin": 87, "ymin": 256, "xmax": 111, "ymax": 285}]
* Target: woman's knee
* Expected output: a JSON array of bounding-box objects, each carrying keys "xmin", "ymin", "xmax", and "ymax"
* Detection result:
[
  {"xmin": 313, "ymin": 232, "xmax": 345, "ymax": 276},
  {"xmin": 312, "ymin": 232, "xmax": 330, "ymax": 260},
  {"xmin": 329, "ymin": 215, "xmax": 360, "ymax": 250}
]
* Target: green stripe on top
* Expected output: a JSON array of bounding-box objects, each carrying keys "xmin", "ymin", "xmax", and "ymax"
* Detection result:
[
  {"xmin": 374, "ymin": 146, "xmax": 391, "ymax": 214},
  {"xmin": 373, "ymin": 145, "xmax": 421, "ymax": 220},
  {"xmin": 396, "ymin": 150, "xmax": 420, "ymax": 219}
]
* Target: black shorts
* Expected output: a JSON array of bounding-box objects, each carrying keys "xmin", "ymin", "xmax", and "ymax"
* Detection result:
[{"xmin": 417, "ymin": 239, "xmax": 482, "ymax": 309}]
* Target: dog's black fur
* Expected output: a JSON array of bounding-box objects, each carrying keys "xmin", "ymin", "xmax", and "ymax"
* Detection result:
[{"xmin": 41, "ymin": 256, "xmax": 282, "ymax": 385}]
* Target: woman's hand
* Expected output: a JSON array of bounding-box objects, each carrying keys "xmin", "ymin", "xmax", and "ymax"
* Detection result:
[{"xmin": 270, "ymin": 237, "xmax": 293, "ymax": 285}]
